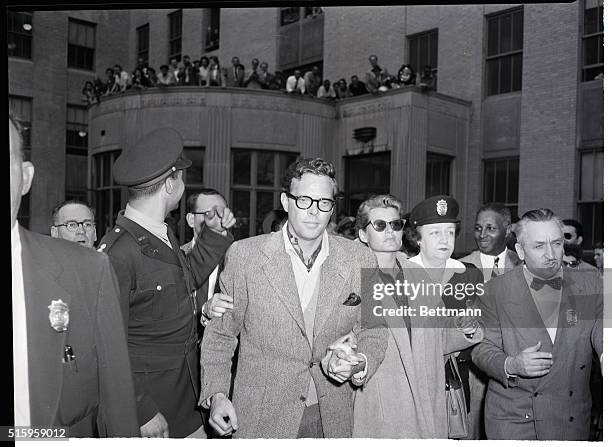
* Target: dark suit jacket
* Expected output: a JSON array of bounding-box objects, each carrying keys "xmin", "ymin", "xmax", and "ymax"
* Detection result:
[
  {"xmin": 98, "ymin": 214, "xmax": 232, "ymax": 437},
  {"xmin": 20, "ymin": 227, "xmax": 139, "ymax": 437},
  {"xmin": 472, "ymin": 267, "xmax": 602, "ymax": 440}
]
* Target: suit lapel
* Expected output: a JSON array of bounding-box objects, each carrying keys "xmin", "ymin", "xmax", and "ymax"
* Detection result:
[
  {"xmin": 261, "ymin": 233, "xmax": 306, "ymax": 335},
  {"xmin": 313, "ymin": 239, "xmax": 350, "ymax": 339},
  {"xmin": 550, "ymin": 272, "xmax": 577, "ymax": 357},
  {"xmin": 504, "ymin": 270, "xmax": 553, "ymax": 351},
  {"xmin": 20, "ymin": 229, "xmax": 69, "ymax": 426}
]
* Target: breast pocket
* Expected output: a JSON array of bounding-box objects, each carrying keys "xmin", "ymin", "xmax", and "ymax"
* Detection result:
[{"xmin": 132, "ymin": 269, "xmax": 182, "ymax": 321}]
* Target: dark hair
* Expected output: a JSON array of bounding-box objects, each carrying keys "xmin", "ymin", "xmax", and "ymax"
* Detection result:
[
  {"xmin": 563, "ymin": 243, "xmax": 583, "ymax": 261},
  {"xmin": 594, "ymin": 241, "xmax": 604, "ymax": 250},
  {"xmin": 52, "ymin": 199, "xmax": 95, "ymax": 224},
  {"xmin": 515, "ymin": 208, "xmax": 564, "ymax": 245},
  {"xmin": 562, "ymin": 219, "xmax": 584, "ymax": 239},
  {"xmin": 477, "ymin": 202, "xmax": 512, "ymax": 227},
  {"xmin": 160, "ymin": 64, "xmax": 169, "ymax": 71},
  {"xmin": 186, "ymin": 188, "xmax": 226, "ymax": 213},
  {"xmin": 282, "ymin": 157, "xmax": 338, "ymax": 195}
]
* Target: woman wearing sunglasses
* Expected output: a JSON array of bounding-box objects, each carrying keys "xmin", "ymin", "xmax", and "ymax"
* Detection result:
[{"xmin": 351, "ymin": 194, "xmax": 480, "ymax": 438}]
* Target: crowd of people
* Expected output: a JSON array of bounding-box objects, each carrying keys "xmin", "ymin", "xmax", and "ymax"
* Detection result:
[
  {"xmin": 11, "ymin": 113, "xmax": 602, "ymax": 440},
  {"xmin": 81, "ymin": 53, "xmax": 437, "ymax": 106}
]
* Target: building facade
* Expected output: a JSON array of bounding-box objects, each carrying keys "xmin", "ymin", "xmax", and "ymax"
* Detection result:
[{"xmin": 8, "ymin": 3, "xmax": 603, "ymax": 254}]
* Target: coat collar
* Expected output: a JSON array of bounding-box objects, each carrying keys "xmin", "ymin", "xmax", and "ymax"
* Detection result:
[{"xmin": 116, "ymin": 214, "xmax": 181, "ymax": 267}]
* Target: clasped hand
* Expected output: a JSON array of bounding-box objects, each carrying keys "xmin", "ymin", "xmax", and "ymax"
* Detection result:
[{"xmin": 321, "ymin": 332, "xmax": 366, "ymax": 384}]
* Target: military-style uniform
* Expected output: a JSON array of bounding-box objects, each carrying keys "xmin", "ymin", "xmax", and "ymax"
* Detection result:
[{"xmin": 98, "ymin": 128, "xmax": 233, "ymax": 437}]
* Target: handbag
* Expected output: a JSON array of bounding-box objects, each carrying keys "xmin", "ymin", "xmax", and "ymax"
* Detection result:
[{"xmin": 445, "ymin": 355, "xmax": 468, "ymax": 439}]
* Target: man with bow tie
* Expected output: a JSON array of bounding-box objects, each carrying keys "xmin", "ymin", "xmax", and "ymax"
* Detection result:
[
  {"xmin": 199, "ymin": 157, "xmax": 387, "ymax": 438},
  {"xmin": 472, "ymin": 208, "xmax": 602, "ymax": 440}
]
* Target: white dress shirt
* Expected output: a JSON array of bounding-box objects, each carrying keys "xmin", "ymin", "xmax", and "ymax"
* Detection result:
[
  {"xmin": 189, "ymin": 238, "xmax": 219, "ymax": 301},
  {"xmin": 12, "ymin": 224, "xmax": 30, "ymax": 425},
  {"xmin": 480, "ymin": 248, "xmax": 507, "ymax": 282},
  {"xmin": 124, "ymin": 203, "xmax": 172, "ymax": 248}
]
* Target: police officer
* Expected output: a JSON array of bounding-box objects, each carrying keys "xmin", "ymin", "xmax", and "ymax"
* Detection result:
[{"xmin": 98, "ymin": 128, "xmax": 234, "ymax": 438}]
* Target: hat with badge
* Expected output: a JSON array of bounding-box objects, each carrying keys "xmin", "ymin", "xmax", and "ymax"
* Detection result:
[
  {"xmin": 112, "ymin": 128, "xmax": 192, "ymax": 187},
  {"xmin": 409, "ymin": 195, "xmax": 460, "ymax": 227}
]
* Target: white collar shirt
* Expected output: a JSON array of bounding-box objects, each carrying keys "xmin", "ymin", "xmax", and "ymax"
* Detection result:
[
  {"xmin": 124, "ymin": 203, "xmax": 172, "ymax": 248},
  {"xmin": 480, "ymin": 248, "xmax": 507, "ymax": 282}
]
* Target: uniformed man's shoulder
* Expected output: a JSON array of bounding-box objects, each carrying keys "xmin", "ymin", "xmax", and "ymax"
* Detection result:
[{"xmin": 97, "ymin": 224, "xmax": 137, "ymax": 255}]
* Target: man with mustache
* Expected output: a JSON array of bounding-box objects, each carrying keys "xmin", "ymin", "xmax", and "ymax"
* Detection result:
[{"xmin": 472, "ymin": 208, "xmax": 602, "ymax": 440}]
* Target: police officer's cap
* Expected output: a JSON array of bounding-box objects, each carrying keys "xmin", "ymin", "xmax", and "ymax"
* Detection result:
[
  {"xmin": 410, "ymin": 195, "xmax": 460, "ymax": 227},
  {"xmin": 113, "ymin": 128, "xmax": 192, "ymax": 187}
]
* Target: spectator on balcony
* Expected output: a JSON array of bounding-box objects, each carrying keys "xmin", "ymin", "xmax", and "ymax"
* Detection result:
[
  {"xmin": 304, "ymin": 65, "xmax": 322, "ymax": 96},
  {"xmin": 226, "ymin": 56, "xmax": 245, "ymax": 88},
  {"xmin": 189, "ymin": 60, "xmax": 201, "ymax": 86},
  {"xmin": 286, "ymin": 69, "xmax": 305, "ymax": 94},
  {"xmin": 199, "ymin": 56, "xmax": 211, "ymax": 86},
  {"xmin": 181, "ymin": 55, "xmax": 194, "ymax": 85},
  {"xmin": 418, "ymin": 65, "xmax": 437, "ymax": 92},
  {"xmin": 245, "ymin": 58, "xmax": 262, "ymax": 89},
  {"xmin": 170, "ymin": 57, "xmax": 180, "ymax": 82},
  {"xmin": 82, "ymin": 81, "xmax": 99, "ymax": 105},
  {"xmin": 348, "ymin": 74, "xmax": 368, "ymax": 97},
  {"xmin": 208, "ymin": 56, "xmax": 226, "ymax": 87},
  {"xmin": 394, "ymin": 64, "xmax": 416, "ymax": 88},
  {"xmin": 365, "ymin": 54, "xmax": 391, "ymax": 93},
  {"xmin": 335, "ymin": 77, "xmax": 350, "ymax": 99},
  {"xmin": 131, "ymin": 68, "xmax": 148, "ymax": 90},
  {"xmin": 157, "ymin": 64, "xmax": 177, "ymax": 87},
  {"xmin": 266, "ymin": 70, "xmax": 282, "ymax": 91},
  {"xmin": 317, "ymin": 79, "xmax": 336, "ymax": 100},
  {"xmin": 145, "ymin": 67, "xmax": 158, "ymax": 87},
  {"xmin": 104, "ymin": 67, "xmax": 118, "ymax": 95},
  {"xmin": 176, "ymin": 65, "xmax": 189, "ymax": 86},
  {"xmin": 114, "ymin": 64, "xmax": 132, "ymax": 93},
  {"xmin": 258, "ymin": 62, "xmax": 274, "ymax": 89}
]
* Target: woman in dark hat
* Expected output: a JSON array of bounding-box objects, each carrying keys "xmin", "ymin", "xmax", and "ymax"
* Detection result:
[
  {"xmin": 350, "ymin": 194, "xmax": 479, "ymax": 438},
  {"xmin": 406, "ymin": 195, "xmax": 485, "ymax": 439}
]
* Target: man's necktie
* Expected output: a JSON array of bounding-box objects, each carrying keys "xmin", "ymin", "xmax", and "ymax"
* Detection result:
[
  {"xmin": 491, "ymin": 257, "xmax": 500, "ymax": 278},
  {"xmin": 530, "ymin": 276, "xmax": 563, "ymax": 291}
]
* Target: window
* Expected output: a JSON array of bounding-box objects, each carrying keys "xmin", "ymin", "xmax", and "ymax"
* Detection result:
[
  {"xmin": 167, "ymin": 147, "xmax": 206, "ymax": 243},
  {"xmin": 280, "ymin": 7, "xmax": 300, "ymax": 26},
  {"xmin": 231, "ymin": 150, "xmax": 298, "ymax": 240},
  {"xmin": 483, "ymin": 157, "xmax": 519, "ymax": 221},
  {"xmin": 66, "ymin": 105, "xmax": 88, "ymax": 202},
  {"xmin": 407, "ymin": 29, "xmax": 438, "ymax": 78},
  {"xmin": 344, "ymin": 152, "xmax": 391, "ymax": 216},
  {"xmin": 425, "ymin": 153, "xmax": 452, "ymax": 198},
  {"xmin": 205, "ymin": 8, "xmax": 220, "ymax": 51},
  {"xmin": 485, "ymin": 8, "xmax": 523, "ymax": 96},
  {"xmin": 168, "ymin": 10, "xmax": 182, "ymax": 62},
  {"xmin": 137, "ymin": 24, "xmax": 149, "ymax": 64},
  {"xmin": 67, "ymin": 18, "xmax": 95, "ymax": 70},
  {"xmin": 8, "ymin": 11, "xmax": 32, "ymax": 59},
  {"xmin": 578, "ymin": 149, "xmax": 603, "ymax": 249},
  {"xmin": 93, "ymin": 150, "xmax": 123, "ymax": 235},
  {"xmin": 582, "ymin": 0, "xmax": 603, "ymax": 81}
]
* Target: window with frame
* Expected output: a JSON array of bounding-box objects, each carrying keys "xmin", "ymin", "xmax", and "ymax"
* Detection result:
[
  {"xmin": 485, "ymin": 8, "xmax": 523, "ymax": 96},
  {"xmin": 344, "ymin": 152, "xmax": 391, "ymax": 217},
  {"xmin": 66, "ymin": 105, "xmax": 88, "ymax": 202},
  {"xmin": 8, "ymin": 11, "xmax": 32, "ymax": 59},
  {"xmin": 407, "ymin": 29, "xmax": 438, "ymax": 78},
  {"xmin": 168, "ymin": 10, "xmax": 182, "ymax": 62},
  {"xmin": 205, "ymin": 8, "xmax": 220, "ymax": 52},
  {"xmin": 67, "ymin": 18, "xmax": 96, "ymax": 71},
  {"xmin": 93, "ymin": 150, "xmax": 123, "ymax": 235},
  {"xmin": 578, "ymin": 149, "xmax": 603, "ymax": 249},
  {"xmin": 483, "ymin": 157, "xmax": 519, "ymax": 221},
  {"xmin": 425, "ymin": 152, "xmax": 452, "ymax": 198},
  {"xmin": 10, "ymin": 96, "xmax": 32, "ymax": 228},
  {"xmin": 231, "ymin": 150, "xmax": 299, "ymax": 240},
  {"xmin": 137, "ymin": 23, "xmax": 149, "ymax": 64},
  {"xmin": 167, "ymin": 147, "xmax": 206, "ymax": 244},
  {"xmin": 582, "ymin": 0, "xmax": 603, "ymax": 82}
]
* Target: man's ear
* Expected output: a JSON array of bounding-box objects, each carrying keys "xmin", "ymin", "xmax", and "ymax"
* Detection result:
[
  {"xmin": 515, "ymin": 242, "xmax": 525, "ymax": 261},
  {"xmin": 280, "ymin": 192, "xmax": 289, "ymax": 212},
  {"xmin": 50, "ymin": 226, "xmax": 59, "ymax": 238},
  {"xmin": 164, "ymin": 176, "xmax": 174, "ymax": 194},
  {"xmin": 21, "ymin": 161, "xmax": 34, "ymax": 196},
  {"xmin": 186, "ymin": 212, "xmax": 195, "ymax": 229},
  {"xmin": 358, "ymin": 228, "xmax": 368, "ymax": 245}
]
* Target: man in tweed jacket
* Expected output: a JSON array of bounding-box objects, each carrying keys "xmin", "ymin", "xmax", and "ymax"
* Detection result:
[{"xmin": 199, "ymin": 158, "xmax": 388, "ymax": 438}]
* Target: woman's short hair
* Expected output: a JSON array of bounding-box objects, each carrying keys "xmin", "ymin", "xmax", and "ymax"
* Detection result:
[{"xmin": 355, "ymin": 194, "xmax": 402, "ymax": 230}]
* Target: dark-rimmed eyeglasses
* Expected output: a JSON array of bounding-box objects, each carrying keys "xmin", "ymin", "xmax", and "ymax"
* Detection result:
[
  {"xmin": 190, "ymin": 207, "xmax": 224, "ymax": 220},
  {"xmin": 54, "ymin": 220, "xmax": 95, "ymax": 232},
  {"xmin": 563, "ymin": 260, "xmax": 579, "ymax": 268},
  {"xmin": 285, "ymin": 192, "xmax": 335, "ymax": 212},
  {"xmin": 368, "ymin": 219, "xmax": 406, "ymax": 232}
]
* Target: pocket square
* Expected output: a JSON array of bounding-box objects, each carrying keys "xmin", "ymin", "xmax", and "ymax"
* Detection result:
[{"xmin": 343, "ymin": 293, "xmax": 361, "ymax": 306}]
